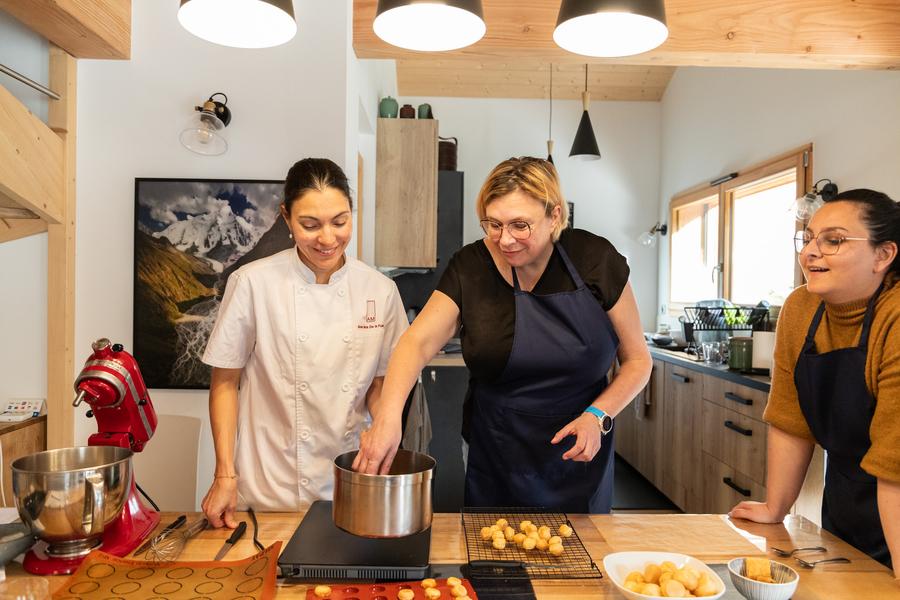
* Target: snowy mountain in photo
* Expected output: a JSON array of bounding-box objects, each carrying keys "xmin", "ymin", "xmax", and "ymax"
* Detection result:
[{"xmin": 153, "ymin": 209, "xmax": 261, "ymax": 272}]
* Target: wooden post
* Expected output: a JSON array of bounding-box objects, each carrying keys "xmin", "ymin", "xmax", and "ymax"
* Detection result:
[{"xmin": 46, "ymin": 45, "xmax": 77, "ymax": 449}]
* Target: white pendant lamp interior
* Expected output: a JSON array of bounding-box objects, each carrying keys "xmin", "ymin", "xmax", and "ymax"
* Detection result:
[
  {"xmin": 554, "ymin": 0, "xmax": 668, "ymax": 58},
  {"xmin": 374, "ymin": 0, "xmax": 486, "ymax": 52},
  {"xmin": 178, "ymin": 0, "xmax": 297, "ymax": 49}
]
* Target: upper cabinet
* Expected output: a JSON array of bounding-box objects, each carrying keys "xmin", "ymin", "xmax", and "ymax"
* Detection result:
[{"xmin": 375, "ymin": 118, "xmax": 438, "ymax": 268}]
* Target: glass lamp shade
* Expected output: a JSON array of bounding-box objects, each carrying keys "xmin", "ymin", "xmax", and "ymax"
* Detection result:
[
  {"xmin": 554, "ymin": 0, "xmax": 668, "ymax": 57},
  {"xmin": 178, "ymin": 0, "xmax": 297, "ymax": 49},
  {"xmin": 794, "ymin": 192, "xmax": 824, "ymax": 221},
  {"xmin": 374, "ymin": 0, "xmax": 486, "ymax": 51},
  {"xmin": 180, "ymin": 111, "xmax": 228, "ymax": 156},
  {"xmin": 638, "ymin": 230, "xmax": 657, "ymax": 247}
]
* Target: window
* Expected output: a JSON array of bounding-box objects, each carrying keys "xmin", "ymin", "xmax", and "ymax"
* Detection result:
[{"xmin": 668, "ymin": 146, "xmax": 811, "ymax": 309}]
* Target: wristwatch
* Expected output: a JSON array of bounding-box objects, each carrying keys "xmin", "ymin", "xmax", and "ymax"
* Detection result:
[{"xmin": 584, "ymin": 406, "xmax": 613, "ymax": 435}]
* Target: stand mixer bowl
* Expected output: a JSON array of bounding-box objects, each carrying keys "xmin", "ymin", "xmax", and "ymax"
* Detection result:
[{"xmin": 12, "ymin": 447, "xmax": 132, "ymax": 557}]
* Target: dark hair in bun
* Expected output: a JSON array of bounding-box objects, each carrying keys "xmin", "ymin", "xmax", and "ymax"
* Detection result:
[
  {"xmin": 827, "ymin": 188, "xmax": 900, "ymax": 273},
  {"xmin": 283, "ymin": 158, "xmax": 352, "ymax": 212}
]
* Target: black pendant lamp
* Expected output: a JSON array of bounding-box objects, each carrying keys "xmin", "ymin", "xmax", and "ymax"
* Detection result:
[
  {"xmin": 178, "ymin": 0, "xmax": 297, "ymax": 48},
  {"xmin": 554, "ymin": 0, "xmax": 668, "ymax": 58},
  {"xmin": 374, "ymin": 0, "xmax": 486, "ymax": 52},
  {"xmin": 569, "ymin": 64, "xmax": 601, "ymax": 161}
]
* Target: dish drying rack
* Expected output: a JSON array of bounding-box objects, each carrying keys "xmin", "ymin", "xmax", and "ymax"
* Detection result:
[
  {"xmin": 461, "ymin": 507, "xmax": 601, "ymax": 580},
  {"xmin": 682, "ymin": 306, "xmax": 769, "ymax": 332}
]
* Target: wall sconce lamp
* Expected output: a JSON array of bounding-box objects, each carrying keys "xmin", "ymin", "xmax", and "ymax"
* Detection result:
[
  {"xmin": 374, "ymin": 0, "xmax": 486, "ymax": 51},
  {"xmin": 178, "ymin": 0, "xmax": 297, "ymax": 48},
  {"xmin": 554, "ymin": 0, "xmax": 668, "ymax": 58},
  {"xmin": 795, "ymin": 178, "xmax": 838, "ymax": 221},
  {"xmin": 180, "ymin": 93, "xmax": 231, "ymax": 156},
  {"xmin": 638, "ymin": 222, "xmax": 668, "ymax": 247}
]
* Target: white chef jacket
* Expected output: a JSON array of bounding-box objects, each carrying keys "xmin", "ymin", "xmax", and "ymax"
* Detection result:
[{"xmin": 202, "ymin": 249, "xmax": 408, "ymax": 510}]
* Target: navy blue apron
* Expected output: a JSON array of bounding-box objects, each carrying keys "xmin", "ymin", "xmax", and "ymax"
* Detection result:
[
  {"xmin": 464, "ymin": 243, "xmax": 620, "ymax": 513},
  {"xmin": 794, "ymin": 285, "xmax": 891, "ymax": 568}
]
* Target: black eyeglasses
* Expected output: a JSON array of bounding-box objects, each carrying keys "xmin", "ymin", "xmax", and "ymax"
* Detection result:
[
  {"xmin": 480, "ymin": 219, "xmax": 534, "ymax": 241},
  {"xmin": 794, "ymin": 231, "xmax": 870, "ymax": 255}
]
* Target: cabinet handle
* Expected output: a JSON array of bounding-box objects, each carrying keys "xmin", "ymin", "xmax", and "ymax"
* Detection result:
[
  {"xmin": 670, "ymin": 373, "xmax": 690, "ymax": 383},
  {"xmin": 723, "ymin": 477, "xmax": 751, "ymax": 497},
  {"xmin": 724, "ymin": 392, "xmax": 753, "ymax": 406},
  {"xmin": 724, "ymin": 420, "xmax": 753, "ymax": 436}
]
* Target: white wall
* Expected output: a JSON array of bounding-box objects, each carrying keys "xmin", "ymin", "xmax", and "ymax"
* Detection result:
[
  {"xmin": 657, "ymin": 67, "xmax": 900, "ymax": 323},
  {"xmin": 71, "ymin": 0, "xmax": 352, "ymax": 508},
  {"xmin": 0, "ymin": 11, "xmax": 50, "ymax": 409},
  {"xmin": 397, "ymin": 96, "xmax": 662, "ymax": 329}
]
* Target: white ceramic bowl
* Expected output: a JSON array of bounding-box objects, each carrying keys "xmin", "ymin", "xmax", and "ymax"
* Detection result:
[
  {"xmin": 603, "ymin": 551, "xmax": 726, "ymax": 600},
  {"xmin": 727, "ymin": 558, "xmax": 799, "ymax": 600}
]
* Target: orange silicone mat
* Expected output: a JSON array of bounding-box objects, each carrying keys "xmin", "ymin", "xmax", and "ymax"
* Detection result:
[
  {"xmin": 304, "ymin": 578, "xmax": 477, "ymax": 599},
  {"xmin": 52, "ymin": 542, "xmax": 281, "ymax": 600}
]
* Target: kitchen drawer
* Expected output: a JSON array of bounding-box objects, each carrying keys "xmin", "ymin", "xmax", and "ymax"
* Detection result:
[
  {"xmin": 701, "ymin": 400, "xmax": 767, "ymax": 485},
  {"xmin": 703, "ymin": 376, "xmax": 768, "ymax": 422},
  {"xmin": 701, "ymin": 451, "xmax": 766, "ymax": 514}
]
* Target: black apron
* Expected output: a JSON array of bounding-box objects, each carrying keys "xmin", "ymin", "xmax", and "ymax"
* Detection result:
[
  {"xmin": 794, "ymin": 286, "xmax": 891, "ymax": 568},
  {"xmin": 464, "ymin": 244, "xmax": 619, "ymax": 513}
]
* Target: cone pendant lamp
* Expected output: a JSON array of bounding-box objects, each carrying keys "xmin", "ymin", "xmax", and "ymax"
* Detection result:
[
  {"xmin": 547, "ymin": 64, "xmax": 555, "ymax": 164},
  {"xmin": 569, "ymin": 64, "xmax": 601, "ymax": 160}
]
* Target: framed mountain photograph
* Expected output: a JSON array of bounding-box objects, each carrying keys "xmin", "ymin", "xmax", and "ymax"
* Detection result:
[{"xmin": 133, "ymin": 178, "xmax": 291, "ymax": 389}]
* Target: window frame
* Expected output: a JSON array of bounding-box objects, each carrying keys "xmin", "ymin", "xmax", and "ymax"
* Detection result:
[{"xmin": 668, "ymin": 144, "xmax": 812, "ymax": 314}]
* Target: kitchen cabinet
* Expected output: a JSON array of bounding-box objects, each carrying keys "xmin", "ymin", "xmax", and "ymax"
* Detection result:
[
  {"xmin": 660, "ymin": 362, "xmax": 704, "ymax": 513},
  {"xmin": 375, "ymin": 118, "xmax": 438, "ymax": 268},
  {"xmin": 614, "ymin": 358, "xmax": 664, "ymax": 486},
  {"xmin": 618, "ymin": 349, "xmax": 771, "ymax": 514},
  {"xmin": 0, "ymin": 417, "xmax": 47, "ymax": 507},
  {"xmin": 420, "ymin": 365, "xmax": 468, "ymax": 513}
]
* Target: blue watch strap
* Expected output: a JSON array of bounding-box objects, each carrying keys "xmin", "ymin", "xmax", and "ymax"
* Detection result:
[{"xmin": 584, "ymin": 406, "xmax": 609, "ymax": 420}]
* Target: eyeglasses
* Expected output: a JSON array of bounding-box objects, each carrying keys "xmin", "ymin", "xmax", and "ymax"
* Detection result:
[
  {"xmin": 793, "ymin": 231, "xmax": 870, "ymax": 255},
  {"xmin": 480, "ymin": 219, "xmax": 534, "ymax": 241}
]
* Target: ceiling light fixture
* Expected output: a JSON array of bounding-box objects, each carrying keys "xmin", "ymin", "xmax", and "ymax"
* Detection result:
[
  {"xmin": 180, "ymin": 93, "xmax": 231, "ymax": 156},
  {"xmin": 178, "ymin": 0, "xmax": 297, "ymax": 49},
  {"xmin": 569, "ymin": 64, "xmax": 601, "ymax": 161},
  {"xmin": 554, "ymin": 0, "xmax": 669, "ymax": 58},
  {"xmin": 547, "ymin": 64, "xmax": 555, "ymax": 164},
  {"xmin": 373, "ymin": 0, "xmax": 486, "ymax": 51}
]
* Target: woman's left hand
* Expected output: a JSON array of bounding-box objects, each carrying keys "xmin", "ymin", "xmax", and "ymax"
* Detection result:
[{"xmin": 551, "ymin": 413, "xmax": 602, "ymax": 461}]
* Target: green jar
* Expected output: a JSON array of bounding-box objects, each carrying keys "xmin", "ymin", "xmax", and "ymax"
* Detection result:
[{"xmin": 728, "ymin": 337, "xmax": 753, "ymax": 371}]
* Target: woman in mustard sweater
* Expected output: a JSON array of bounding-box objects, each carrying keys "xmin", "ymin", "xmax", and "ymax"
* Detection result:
[{"xmin": 731, "ymin": 189, "xmax": 900, "ymax": 576}]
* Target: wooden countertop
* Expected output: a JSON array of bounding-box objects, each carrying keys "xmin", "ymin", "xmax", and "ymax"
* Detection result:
[
  {"xmin": 425, "ymin": 354, "xmax": 465, "ymax": 368},
  {"xmin": 9, "ymin": 511, "xmax": 897, "ymax": 598}
]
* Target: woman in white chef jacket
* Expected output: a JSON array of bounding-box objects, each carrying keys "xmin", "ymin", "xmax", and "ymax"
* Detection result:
[{"xmin": 200, "ymin": 158, "xmax": 407, "ymax": 528}]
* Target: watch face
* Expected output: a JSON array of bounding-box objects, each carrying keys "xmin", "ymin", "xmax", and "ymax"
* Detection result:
[{"xmin": 600, "ymin": 415, "xmax": 613, "ymax": 434}]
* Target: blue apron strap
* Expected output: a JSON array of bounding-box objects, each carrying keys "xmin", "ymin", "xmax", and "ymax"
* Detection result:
[
  {"xmin": 555, "ymin": 243, "xmax": 587, "ymax": 289},
  {"xmin": 803, "ymin": 303, "xmax": 827, "ymax": 349},
  {"xmin": 510, "ymin": 266, "xmax": 523, "ymax": 292}
]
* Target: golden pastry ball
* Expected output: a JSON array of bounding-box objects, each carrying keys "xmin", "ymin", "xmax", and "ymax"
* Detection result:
[
  {"xmin": 446, "ymin": 577, "xmax": 462, "ymax": 587},
  {"xmin": 537, "ymin": 525, "xmax": 551, "ymax": 540},
  {"xmin": 480, "ymin": 526, "xmax": 492, "ymax": 540},
  {"xmin": 513, "ymin": 532, "xmax": 527, "ymax": 546},
  {"xmin": 535, "ymin": 538, "xmax": 549, "ymax": 551},
  {"xmin": 548, "ymin": 535, "xmax": 562, "ymax": 546},
  {"xmin": 450, "ymin": 584, "xmax": 468, "ymax": 597},
  {"xmin": 504, "ymin": 526, "xmax": 516, "ymax": 541},
  {"xmin": 558, "ymin": 523, "xmax": 573, "ymax": 538},
  {"xmin": 313, "ymin": 585, "xmax": 332, "ymax": 598},
  {"xmin": 548, "ymin": 543, "xmax": 564, "ymax": 556},
  {"xmin": 397, "ymin": 589, "xmax": 415, "ymax": 600},
  {"xmin": 492, "ymin": 537, "xmax": 506, "ymax": 550},
  {"xmin": 644, "ymin": 562, "xmax": 662, "ymax": 584},
  {"xmin": 522, "ymin": 537, "xmax": 537, "ymax": 550},
  {"xmin": 519, "ymin": 520, "xmax": 532, "ymax": 532},
  {"xmin": 424, "ymin": 587, "xmax": 442, "ymax": 599},
  {"xmin": 495, "ymin": 518, "xmax": 508, "ymax": 529},
  {"xmin": 421, "ymin": 578, "xmax": 437, "ymax": 588}
]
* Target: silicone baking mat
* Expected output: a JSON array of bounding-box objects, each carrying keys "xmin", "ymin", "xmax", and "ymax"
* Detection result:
[
  {"xmin": 51, "ymin": 542, "xmax": 281, "ymax": 599},
  {"xmin": 304, "ymin": 578, "xmax": 477, "ymax": 599}
]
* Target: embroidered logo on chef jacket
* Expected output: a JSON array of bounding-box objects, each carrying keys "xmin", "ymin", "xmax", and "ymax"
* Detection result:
[{"xmin": 358, "ymin": 299, "xmax": 384, "ymax": 329}]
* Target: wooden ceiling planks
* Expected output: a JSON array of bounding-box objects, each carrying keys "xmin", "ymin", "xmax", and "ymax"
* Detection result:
[{"xmin": 354, "ymin": 0, "xmax": 900, "ymax": 100}]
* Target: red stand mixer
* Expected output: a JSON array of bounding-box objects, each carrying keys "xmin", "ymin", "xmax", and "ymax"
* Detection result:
[{"xmin": 18, "ymin": 338, "xmax": 161, "ymax": 574}]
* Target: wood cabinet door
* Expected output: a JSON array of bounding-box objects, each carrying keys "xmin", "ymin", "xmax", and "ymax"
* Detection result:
[
  {"xmin": 701, "ymin": 400, "xmax": 767, "ymax": 485},
  {"xmin": 0, "ymin": 419, "xmax": 46, "ymax": 507},
  {"xmin": 701, "ymin": 451, "xmax": 766, "ymax": 514},
  {"xmin": 375, "ymin": 118, "xmax": 438, "ymax": 268},
  {"xmin": 660, "ymin": 363, "xmax": 703, "ymax": 512}
]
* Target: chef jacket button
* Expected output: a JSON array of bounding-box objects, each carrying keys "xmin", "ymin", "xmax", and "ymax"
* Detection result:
[
  {"xmin": 299, "ymin": 382, "xmax": 309, "ymax": 391},
  {"xmin": 300, "ymin": 478, "xmax": 309, "ymax": 486},
  {"xmin": 298, "ymin": 287, "xmax": 306, "ymax": 295},
  {"xmin": 342, "ymin": 335, "xmax": 351, "ymax": 343},
  {"xmin": 299, "ymin": 429, "xmax": 310, "ymax": 441},
  {"xmin": 300, "ymin": 333, "xmax": 308, "ymax": 342},
  {"xmin": 338, "ymin": 289, "xmax": 346, "ymax": 297},
  {"xmin": 341, "ymin": 383, "xmax": 350, "ymax": 392}
]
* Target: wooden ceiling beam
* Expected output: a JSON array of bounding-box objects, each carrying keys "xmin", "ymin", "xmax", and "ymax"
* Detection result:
[
  {"xmin": 354, "ymin": 0, "xmax": 900, "ymax": 70},
  {"xmin": 0, "ymin": 0, "xmax": 131, "ymax": 60}
]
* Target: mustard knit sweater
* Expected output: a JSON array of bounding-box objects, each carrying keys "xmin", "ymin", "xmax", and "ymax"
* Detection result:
[{"xmin": 763, "ymin": 275, "xmax": 900, "ymax": 482}]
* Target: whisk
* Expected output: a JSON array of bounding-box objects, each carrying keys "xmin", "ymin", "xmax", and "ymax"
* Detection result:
[{"xmin": 146, "ymin": 517, "xmax": 208, "ymax": 562}]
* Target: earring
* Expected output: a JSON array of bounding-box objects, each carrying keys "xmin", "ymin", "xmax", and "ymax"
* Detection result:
[{"xmin": 288, "ymin": 232, "xmax": 293, "ymax": 239}]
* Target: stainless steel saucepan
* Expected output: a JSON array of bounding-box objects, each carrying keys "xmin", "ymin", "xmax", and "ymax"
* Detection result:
[{"xmin": 332, "ymin": 449, "xmax": 435, "ymax": 538}]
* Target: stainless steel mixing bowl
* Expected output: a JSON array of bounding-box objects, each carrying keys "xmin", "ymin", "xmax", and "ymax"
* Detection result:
[
  {"xmin": 333, "ymin": 449, "xmax": 434, "ymax": 538},
  {"xmin": 12, "ymin": 446, "xmax": 132, "ymax": 557}
]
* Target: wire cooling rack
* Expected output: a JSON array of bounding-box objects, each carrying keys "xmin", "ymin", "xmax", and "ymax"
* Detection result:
[{"xmin": 461, "ymin": 507, "xmax": 602, "ymax": 580}]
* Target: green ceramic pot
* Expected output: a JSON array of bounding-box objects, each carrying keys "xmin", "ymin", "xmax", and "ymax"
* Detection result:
[{"xmin": 379, "ymin": 96, "xmax": 398, "ymax": 118}]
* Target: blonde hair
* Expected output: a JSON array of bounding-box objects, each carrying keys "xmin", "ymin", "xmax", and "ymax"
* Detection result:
[{"xmin": 476, "ymin": 157, "xmax": 569, "ymax": 241}]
